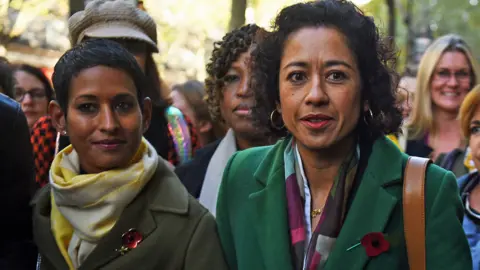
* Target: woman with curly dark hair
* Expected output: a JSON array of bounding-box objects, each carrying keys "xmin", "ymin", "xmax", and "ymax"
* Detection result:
[
  {"xmin": 175, "ymin": 24, "xmax": 272, "ymax": 214},
  {"xmin": 216, "ymin": 1, "xmax": 470, "ymax": 269}
]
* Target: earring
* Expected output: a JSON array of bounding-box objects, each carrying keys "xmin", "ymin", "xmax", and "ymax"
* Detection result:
[
  {"xmin": 270, "ymin": 109, "xmax": 285, "ymax": 130},
  {"xmin": 363, "ymin": 109, "xmax": 374, "ymax": 125},
  {"xmin": 61, "ymin": 130, "xmax": 67, "ymax": 136}
]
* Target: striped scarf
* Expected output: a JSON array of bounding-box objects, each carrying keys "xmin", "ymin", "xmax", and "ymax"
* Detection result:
[{"xmin": 284, "ymin": 137, "xmax": 359, "ymax": 270}]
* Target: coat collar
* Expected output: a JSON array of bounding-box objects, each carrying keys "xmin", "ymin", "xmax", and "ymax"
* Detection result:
[
  {"xmin": 33, "ymin": 158, "xmax": 188, "ymax": 270},
  {"xmin": 325, "ymin": 137, "xmax": 405, "ymax": 269},
  {"xmin": 250, "ymin": 136, "xmax": 406, "ymax": 270},
  {"xmin": 250, "ymin": 138, "xmax": 291, "ymax": 269}
]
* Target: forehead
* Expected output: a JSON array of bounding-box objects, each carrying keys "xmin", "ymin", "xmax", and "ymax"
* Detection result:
[
  {"xmin": 281, "ymin": 27, "xmax": 355, "ymax": 65},
  {"xmin": 231, "ymin": 49, "xmax": 253, "ymax": 68},
  {"xmin": 14, "ymin": 70, "xmax": 44, "ymax": 88},
  {"xmin": 69, "ymin": 66, "xmax": 137, "ymax": 98},
  {"xmin": 472, "ymin": 104, "xmax": 480, "ymax": 121},
  {"xmin": 436, "ymin": 51, "xmax": 471, "ymax": 69},
  {"xmin": 171, "ymin": 90, "xmax": 187, "ymax": 103}
]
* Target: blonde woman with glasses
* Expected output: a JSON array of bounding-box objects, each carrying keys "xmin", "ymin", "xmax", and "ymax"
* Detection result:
[{"xmin": 406, "ymin": 34, "xmax": 480, "ymax": 161}]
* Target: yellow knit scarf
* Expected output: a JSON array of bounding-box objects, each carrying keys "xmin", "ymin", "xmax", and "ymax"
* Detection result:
[{"xmin": 50, "ymin": 138, "xmax": 158, "ymax": 269}]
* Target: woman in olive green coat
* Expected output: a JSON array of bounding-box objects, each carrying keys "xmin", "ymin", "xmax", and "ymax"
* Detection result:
[
  {"xmin": 33, "ymin": 39, "xmax": 227, "ymax": 270},
  {"xmin": 216, "ymin": 1, "xmax": 471, "ymax": 269}
]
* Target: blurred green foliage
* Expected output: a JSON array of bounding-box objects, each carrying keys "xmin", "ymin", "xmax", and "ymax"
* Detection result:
[{"xmin": 363, "ymin": 0, "xmax": 479, "ymax": 73}]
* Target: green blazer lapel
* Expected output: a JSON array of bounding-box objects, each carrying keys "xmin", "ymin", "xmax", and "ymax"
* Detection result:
[
  {"xmin": 250, "ymin": 139, "xmax": 294, "ymax": 270},
  {"xmin": 325, "ymin": 137, "xmax": 405, "ymax": 270},
  {"xmin": 80, "ymin": 159, "xmax": 188, "ymax": 270},
  {"xmin": 33, "ymin": 186, "xmax": 69, "ymax": 270}
]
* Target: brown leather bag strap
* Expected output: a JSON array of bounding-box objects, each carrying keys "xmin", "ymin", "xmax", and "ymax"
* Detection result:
[{"xmin": 403, "ymin": 156, "xmax": 431, "ymax": 270}]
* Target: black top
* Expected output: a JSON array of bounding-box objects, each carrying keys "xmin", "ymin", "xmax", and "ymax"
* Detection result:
[
  {"xmin": 0, "ymin": 94, "xmax": 37, "ymax": 269},
  {"xmin": 406, "ymin": 138, "xmax": 433, "ymax": 158},
  {"xmin": 175, "ymin": 140, "xmax": 222, "ymax": 198}
]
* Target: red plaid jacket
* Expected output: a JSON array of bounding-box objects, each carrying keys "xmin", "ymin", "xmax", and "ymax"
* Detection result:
[{"xmin": 30, "ymin": 115, "xmax": 199, "ymax": 188}]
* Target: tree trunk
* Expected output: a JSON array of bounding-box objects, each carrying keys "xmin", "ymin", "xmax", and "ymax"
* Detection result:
[
  {"xmin": 386, "ymin": 0, "xmax": 396, "ymax": 46},
  {"xmin": 403, "ymin": 0, "xmax": 415, "ymax": 75},
  {"xmin": 228, "ymin": 0, "xmax": 247, "ymax": 31}
]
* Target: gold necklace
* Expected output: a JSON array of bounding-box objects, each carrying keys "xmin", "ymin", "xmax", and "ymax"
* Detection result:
[{"xmin": 311, "ymin": 206, "xmax": 324, "ymax": 219}]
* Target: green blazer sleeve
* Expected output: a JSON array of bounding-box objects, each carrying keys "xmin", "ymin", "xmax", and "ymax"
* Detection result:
[
  {"xmin": 184, "ymin": 211, "xmax": 229, "ymax": 270},
  {"xmin": 425, "ymin": 169, "xmax": 472, "ymax": 269},
  {"xmin": 216, "ymin": 152, "xmax": 239, "ymax": 270}
]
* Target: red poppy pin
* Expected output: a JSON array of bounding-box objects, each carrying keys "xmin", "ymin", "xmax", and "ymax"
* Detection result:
[
  {"xmin": 116, "ymin": 228, "xmax": 143, "ymax": 255},
  {"xmin": 347, "ymin": 232, "xmax": 390, "ymax": 257}
]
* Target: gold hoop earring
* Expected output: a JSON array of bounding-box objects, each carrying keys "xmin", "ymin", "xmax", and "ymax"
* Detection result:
[
  {"xmin": 270, "ymin": 109, "xmax": 285, "ymax": 130},
  {"xmin": 363, "ymin": 109, "xmax": 374, "ymax": 125}
]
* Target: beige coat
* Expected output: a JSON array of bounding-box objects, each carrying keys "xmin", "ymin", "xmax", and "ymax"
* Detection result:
[{"xmin": 33, "ymin": 159, "xmax": 228, "ymax": 270}]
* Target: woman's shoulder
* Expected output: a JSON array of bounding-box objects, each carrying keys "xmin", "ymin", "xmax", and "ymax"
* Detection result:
[
  {"xmin": 147, "ymin": 159, "xmax": 227, "ymax": 268},
  {"xmin": 373, "ymin": 137, "xmax": 453, "ymax": 199},
  {"xmin": 230, "ymin": 145, "xmax": 274, "ymax": 167},
  {"xmin": 223, "ymin": 140, "xmax": 284, "ymax": 179},
  {"xmin": 418, "ymin": 160, "xmax": 471, "ymax": 268},
  {"xmin": 417, "ymin": 160, "xmax": 463, "ymax": 223},
  {"xmin": 219, "ymin": 139, "xmax": 287, "ymax": 202}
]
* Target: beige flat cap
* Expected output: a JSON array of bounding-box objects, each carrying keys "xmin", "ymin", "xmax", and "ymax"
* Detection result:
[{"xmin": 69, "ymin": 0, "xmax": 158, "ymax": 52}]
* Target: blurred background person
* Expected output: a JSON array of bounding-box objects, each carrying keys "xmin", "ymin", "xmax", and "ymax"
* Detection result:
[
  {"xmin": 406, "ymin": 34, "xmax": 480, "ymax": 160},
  {"xmin": 0, "ymin": 57, "xmax": 15, "ymax": 99},
  {"xmin": 456, "ymin": 84, "xmax": 480, "ymax": 269},
  {"xmin": 13, "ymin": 64, "xmax": 55, "ymax": 129},
  {"xmin": 31, "ymin": 0, "xmax": 200, "ymax": 172},
  {"xmin": 175, "ymin": 24, "xmax": 274, "ymax": 215},
  {"xmin": 66, "ymin": 0, "xmax": 200, "ymax": 165},
  {"xmin": 0, "ymin": 93, "xmax": 37, "ymax": 269},
  {"xmin": 397, "ymin": 77, "xmax": 415, "ymax": 120},
  {"xmin": 13, "ymin": 64, "xmax": 57, "ymax": 188},
  {"xmin": 171, "ymin": 80, "xmax": 225, "ymax": 147},
  {"xmin": 387, "ymin": 86, "xmax": 413, "ymax": 151},
  {"xmin": 30, "ymin": 0, "xmax": 201, "ymax": 188},
  {"xmin": 399, "ymin": 75, "xmax": 417, "ymax": 95}
]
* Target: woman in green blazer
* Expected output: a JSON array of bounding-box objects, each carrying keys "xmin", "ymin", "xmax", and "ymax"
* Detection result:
[{"xmin": 216, "ymin": 1, "xmax": 471, "ymax": 269}]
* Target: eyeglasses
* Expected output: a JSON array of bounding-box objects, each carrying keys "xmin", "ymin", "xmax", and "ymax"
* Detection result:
[
  {"xmin": 433, "ymin": 69, "xmax": 471, "ymax": 83},
  {"xmin": 14, "ymin": 87, "xmax": 47, "ymax": 102}
]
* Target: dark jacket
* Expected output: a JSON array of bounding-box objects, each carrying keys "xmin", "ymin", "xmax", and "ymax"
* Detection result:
[
  {"xmin": 458, "ymin": 173, "xmax": 480, "ymax": 270},
  {"xmin": 0, "ymin": 94, "xmax": 37, "ymax": 269},
  {"xmin": 33, "ymin": 159, "xmax": 227, "ymax": 270},
  {"xmin": 175, "ymin": 140, "xmax": 221, "ymax": 198},
  {"xmin": 435, "ymin": 148, "xmax": 469, "ymax": 177}
]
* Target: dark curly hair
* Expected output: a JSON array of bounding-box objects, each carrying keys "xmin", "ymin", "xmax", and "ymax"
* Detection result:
[
  {"xmin": 252, "ymin": 0, "xmax": 401, "ymax": 140},
  {"xmin": 205, "ymin": 24, "xmax": 263, "ymax": 123}
]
